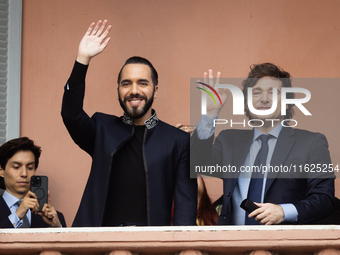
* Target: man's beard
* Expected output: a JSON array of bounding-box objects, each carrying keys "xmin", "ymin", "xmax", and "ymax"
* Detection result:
[{"xmin": 119, "ymin": 91, "xmax": 154, "ymax": 120}]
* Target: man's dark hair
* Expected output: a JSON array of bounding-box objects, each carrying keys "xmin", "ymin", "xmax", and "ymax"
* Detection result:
[
  {"xmin": 242, "ymin": 62, "xmax": 294, "ymax": 120},
  {"xmin": 0, "ymin": 137, "xmax": 42, "ymax": 170},
  {"xmin": 117, "ymin": 56, "xmax": 158, "ymax": 86}
]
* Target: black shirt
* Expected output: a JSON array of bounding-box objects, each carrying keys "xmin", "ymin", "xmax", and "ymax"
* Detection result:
[{"xmin": 102, "ymin": 125, "xmax": 147, "ymax": 226}]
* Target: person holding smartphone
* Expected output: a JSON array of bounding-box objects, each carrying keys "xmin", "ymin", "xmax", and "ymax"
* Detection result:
[{"xmin": 0, "ymin": 137, "xmax": 66, "ymax": 228}]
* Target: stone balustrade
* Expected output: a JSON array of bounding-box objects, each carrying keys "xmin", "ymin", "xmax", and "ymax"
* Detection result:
[{"xmin": 1, "ymin": 225, "xmax": 340, "ymax": 255}]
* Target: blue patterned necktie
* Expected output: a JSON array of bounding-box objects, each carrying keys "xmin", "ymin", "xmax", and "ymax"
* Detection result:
[
  {"xmin": 16, "ymin": 200, "xmax": 30, "ymax": 228},
  {"xmin": 245, "ymin": 134, "xmax": 269, "ymax": 225}
]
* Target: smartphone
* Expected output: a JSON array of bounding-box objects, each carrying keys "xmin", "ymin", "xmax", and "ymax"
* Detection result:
[
  {"xmin": 240, "ymin": 198, "xmax": 259, "ymax": 213},
  {"xmin": 30, "ymin": 176, "xmax": 48, "ymax": 211}
]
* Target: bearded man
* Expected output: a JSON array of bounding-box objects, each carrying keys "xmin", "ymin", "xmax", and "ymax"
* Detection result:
[{"xmin": 62, "ymin": 20, "xmax": 197, "ymax": 227}]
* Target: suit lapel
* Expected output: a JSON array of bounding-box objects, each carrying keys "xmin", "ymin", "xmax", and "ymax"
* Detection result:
[
  {"xmin": 265, "ymin": 127, "xmax": 296, "ymax": 195},
  {"xmin": 0, "ymin": 196, "xmax": 15, "ymax": 228},
  {"xmin": 0, "ymin": 196, "xmax": 11, "ymax": 215}
]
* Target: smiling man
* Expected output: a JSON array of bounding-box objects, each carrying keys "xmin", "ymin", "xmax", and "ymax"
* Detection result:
[
  {"xmin": 117, "ymin": 62, "xmax": 157, "ymax": 123},
  {"xmin": 61, "ymin": 20, "xmax": 196, "ymax": 227},
  {"xmin": 191, "ymin": 63, "xmax": 334, "ymax": 225}
]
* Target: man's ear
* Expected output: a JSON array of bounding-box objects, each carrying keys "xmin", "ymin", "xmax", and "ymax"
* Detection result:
[
  {"xmin": 0, "ymin": 167, "xmax": 4, "ymax": 178},
  {"xmin": 153, "ymin": 85, "xmax": 159, "ymax": 100}
]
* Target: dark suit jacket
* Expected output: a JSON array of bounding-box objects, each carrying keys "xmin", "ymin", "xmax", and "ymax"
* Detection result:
[
  {"xmin": 62, "ymin": 82, "xmax": 197, "ymax": 227},
  {"xmin": 0, "ymin": 196, "xmax": 66, "ymax": 228},
  {"xmin": 191, "ymin": 126, "xmax": 335, "ymax": 224}
]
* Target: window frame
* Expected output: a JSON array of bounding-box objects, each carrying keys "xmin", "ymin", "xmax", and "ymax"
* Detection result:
[{"xmin": 6, "ymin": 0, "xmax": 22, "ymax": 141}]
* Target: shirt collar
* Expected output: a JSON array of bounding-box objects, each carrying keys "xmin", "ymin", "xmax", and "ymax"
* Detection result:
[
  {"xmin": 253, "ymin": 123, "xmax": 283, "ymax": 141},
  {"xmin": 121, "ymin": 109, "xmax": 159, "ymax": 129},
  {"xmin": 2, "ymin": 190, "xmax": 21, "ymax": 209}
]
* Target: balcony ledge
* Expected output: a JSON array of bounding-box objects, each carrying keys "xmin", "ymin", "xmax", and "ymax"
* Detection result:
[{"xmin": 1, "ymin": 225, "xmax": 340, "ymax": 254}]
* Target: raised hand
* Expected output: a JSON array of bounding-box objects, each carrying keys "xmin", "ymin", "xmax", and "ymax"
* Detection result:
[
  {"xmin": 77, "ymin": 19, "xmax": 112, "ymax": 65},
  {"xmin": 197, "ymin": 69, "xmax": 229, "ymax": 119}
]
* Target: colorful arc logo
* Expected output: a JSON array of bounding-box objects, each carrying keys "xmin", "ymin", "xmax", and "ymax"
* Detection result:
[{"xmin": 196, "ymin": 82, "xmax": 222, "ymax": 106}]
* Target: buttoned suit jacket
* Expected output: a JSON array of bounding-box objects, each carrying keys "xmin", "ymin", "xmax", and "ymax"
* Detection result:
[
  {"xmin": 61, "ymin": 82, "xmax": 197, "ymax": 227},
  {"xmin": 0, "ymin": 196, "xmax": 66, "ymax": 228},
  {"xmin": 191, "ymin": 126, "xmax": 335, "ymax": 224}
]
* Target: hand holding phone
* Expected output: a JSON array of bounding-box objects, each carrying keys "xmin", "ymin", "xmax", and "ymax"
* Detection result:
[
  {"xmin": 30, "ymin": 176, "xmax": 48, "ymax": 211},
  {"xmin": 240, "ymin": 198, "xmax": 259, "ymax": 213}
]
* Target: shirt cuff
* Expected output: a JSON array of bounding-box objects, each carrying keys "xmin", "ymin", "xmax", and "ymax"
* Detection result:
[
  {"xmin": 196, "ymin": 115, "xmax": 218, "ymax": 140},
  {"xmin": 280, "ymin": 203, "xmax": 298, "ymax": 222},
  {"xmin": 8, "ymin": 212, "xmax": 22, "ymax": 228}
]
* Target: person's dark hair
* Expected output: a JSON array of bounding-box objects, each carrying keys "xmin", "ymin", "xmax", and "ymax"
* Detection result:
[
  {"xmin": 197, "ymin": 177, "xmax": 218, "ymax": 225},
  {"xmin": 242, "ymin": 62, "xmax": 294, "ymax": 119},
  {"xmin": 0, "ymin": 137, "xmax": 41, "ymax": 170},
  {"xmin": 117, "ymin": 56, "xmax": 158, "ymax": 86}
]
